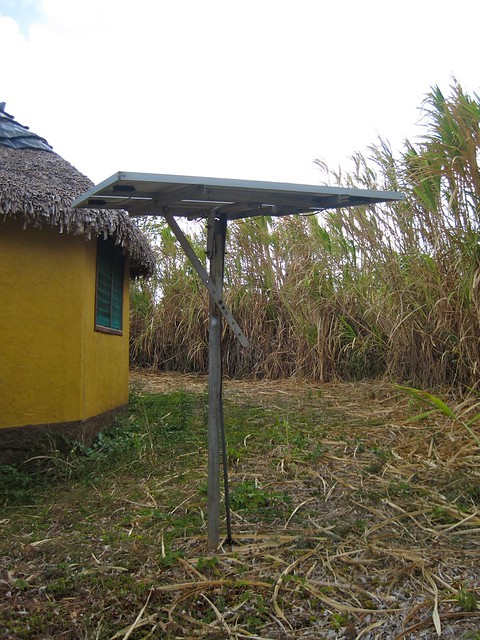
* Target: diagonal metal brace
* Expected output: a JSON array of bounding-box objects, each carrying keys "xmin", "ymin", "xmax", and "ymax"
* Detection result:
[{"xmin": 164, "ymin": 214, "xmax": 250, "ymax": 348}]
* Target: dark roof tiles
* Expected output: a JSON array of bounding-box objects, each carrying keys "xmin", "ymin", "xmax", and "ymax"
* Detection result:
[{"xmin": 0, "ymin": 102, "xmax": 53, "ymax": 152}]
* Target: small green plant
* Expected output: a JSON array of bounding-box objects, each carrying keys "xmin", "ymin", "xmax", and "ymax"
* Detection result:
[
  {"xmin": 196, "ymin": 555, "xmax": 220, "ymax": 571},
  {"xmin": 305, "ymin": 445, "xmax": 327, "ymax": 462},
  {"xmin": 157, "ymin": 549, "xmax": 183, "ymax": 568},
  {"xmin": 229, "ymin": 480, "xmax": 290, "ymax": 522},
  {"xmin": 366, "ymin": 460, "xmax": 384, "ymax": 474},
  {"xmin": 354, "ymin": 518, "xmax": 368, "ymax": 533},
  {"xmin": 238, "ymin": 592, "xmax": 268, "ymax": 630},
  {"xmin": 388, "ymin": 481, "xmax": 412, "ymax": 497},
  {"xmin": 456, "ymin": 587, "xmax": 478, "ymax": 612},
  {"xmin": 47, "ymin": 576, "xmax": 76, "ymax": 598},
  {"xmin": 371, "ymin": 446, "xmax": 390, "ymax": 462},
  {"xmin": 227, "ymin": 445, "xmax": 245, "ymax": 465},
  {"xmin": 331, "ymin": 612, "xmax": 350, "ymax": 630},
  {"xmin": 230, "ymin": 480, "xmax": 270, "ymax": 511},
  {"xmin": 13, "ymin": 578, "xmax": 30, "ymax": 591},
  {"xmin": 0, "ymin": 464, "xmax": 35, "ymax": 504},
  {"xmin": 431, "ymin": 506, "xmax": 457, "ymax": 525}
]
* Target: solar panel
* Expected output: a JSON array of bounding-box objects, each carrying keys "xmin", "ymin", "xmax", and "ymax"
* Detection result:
[{"xmin": 73, "ymin": 171, "xmax": 403, "ymax": 220}]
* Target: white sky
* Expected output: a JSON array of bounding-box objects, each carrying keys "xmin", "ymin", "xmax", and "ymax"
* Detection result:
[{"xmin": 1, "ymin": 0, "xmax": 479, "ymax": 186}]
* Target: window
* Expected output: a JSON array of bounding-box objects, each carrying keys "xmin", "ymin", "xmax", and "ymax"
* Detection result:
[{"xmin": 95, "ymin": 238, "xmax": 125, "ymax": 334}]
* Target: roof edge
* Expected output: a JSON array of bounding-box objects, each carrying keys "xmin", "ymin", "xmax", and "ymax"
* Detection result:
[{"xmin": 0, "ymin": 187, "xmax": 155, "ymax": 278}]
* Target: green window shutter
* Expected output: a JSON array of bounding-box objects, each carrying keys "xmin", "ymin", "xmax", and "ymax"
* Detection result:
[
  {"xmin": 111, "ymin": 251, "xmax": 124, "ymax": 330},
  {"xmin": 96, "ymin": 239, "xmax": 124, "ymax": 332}
]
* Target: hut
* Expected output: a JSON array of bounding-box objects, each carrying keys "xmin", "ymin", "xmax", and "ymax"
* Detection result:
[{"xmin": 0, "ymin": 103, "xmax": 155, "ymax": 463}]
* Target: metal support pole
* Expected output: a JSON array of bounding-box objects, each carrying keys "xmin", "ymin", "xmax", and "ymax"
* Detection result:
[
  {"xmin": 164, "ymin": 213, "xmax": 242, "ymax": 552},
  {"xmin": 207, "ymin": 215, "xmax": 227, "ymax": 552},
  {"xmin": 164, "ymin": 214, "xmax": 249, "ymax": 348}
]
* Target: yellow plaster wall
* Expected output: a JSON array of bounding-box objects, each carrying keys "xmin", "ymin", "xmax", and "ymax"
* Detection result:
[{"xmin": 0, "ymin": 220, "xmax": 129, "ymax": 429}]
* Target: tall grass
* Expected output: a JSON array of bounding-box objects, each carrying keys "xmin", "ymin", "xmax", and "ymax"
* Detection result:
[{"xmin": 131, "ymin": 81, "xmax": 480, "ymax": 390}]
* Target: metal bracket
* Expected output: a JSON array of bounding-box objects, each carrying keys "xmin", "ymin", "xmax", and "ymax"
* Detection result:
[{"xmin": 164, "ymin": 214, "xmax": 250, "ymax": 348}]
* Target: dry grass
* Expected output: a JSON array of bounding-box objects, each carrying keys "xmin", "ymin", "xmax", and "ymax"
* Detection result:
[{"xmin": 1, "ymin": 372, "xmax": 479, "ymax": 639}]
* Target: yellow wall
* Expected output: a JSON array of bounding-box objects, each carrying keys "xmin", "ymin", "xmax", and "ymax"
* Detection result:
[
  {"xmin": 81, "ymin": 238, "xmax": 130, "ymax": 419},
  {"xmin": 0, "ymin": 220, "xmax": 129, "ymax": 429}
]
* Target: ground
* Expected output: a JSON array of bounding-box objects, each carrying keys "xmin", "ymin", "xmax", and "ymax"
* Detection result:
[{"xmin": 0, "ymin": 371, "xmax": 479, "ymax": 639}]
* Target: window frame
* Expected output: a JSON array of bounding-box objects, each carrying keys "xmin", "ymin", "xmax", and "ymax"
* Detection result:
[{"xmin": 94, "ymin": 238, "xmax": 125, "ymax": 336}]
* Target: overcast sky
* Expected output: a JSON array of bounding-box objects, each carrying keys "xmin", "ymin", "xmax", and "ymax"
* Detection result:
[{"xmin": 1, "ymin": 0, "xmax": 479, "ymax": 187}]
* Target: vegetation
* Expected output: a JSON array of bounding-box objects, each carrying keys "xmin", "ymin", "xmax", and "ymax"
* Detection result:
[
  {"xmin": 1, "ymin": 375, "xmax": 479, "ymax": 638},
  {"xmin": 131, "ymin": 81, "xmax": 480, "ymax": 390}
]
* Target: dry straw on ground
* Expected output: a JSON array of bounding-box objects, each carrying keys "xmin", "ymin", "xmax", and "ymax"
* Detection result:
[
  {"xmin": 131, "ymin": 372, "xmax": 480, "ymax": 639},
  {"xmin": 1, "ymin": 372, "xmax": 479, "ymax": 639}
]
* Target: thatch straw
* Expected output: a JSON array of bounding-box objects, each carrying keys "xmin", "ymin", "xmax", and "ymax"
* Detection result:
[{"xmin": 0, "ymin": 146, "xmax": 155, "ymax": 278}]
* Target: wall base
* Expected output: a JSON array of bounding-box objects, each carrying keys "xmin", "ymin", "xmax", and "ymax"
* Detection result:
[{"xmin": 0, "ymin": 406, "xmax": 127, "ymax": 467}]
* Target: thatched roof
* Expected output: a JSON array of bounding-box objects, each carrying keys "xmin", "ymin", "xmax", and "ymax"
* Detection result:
[{"xmin": 0, "ymin": 105, "xmax": 155, "ymax": 278}]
